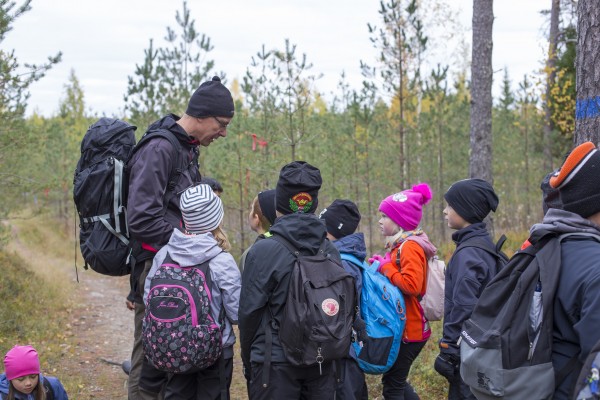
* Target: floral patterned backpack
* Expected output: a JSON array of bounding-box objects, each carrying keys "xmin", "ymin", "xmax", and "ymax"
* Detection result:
[{"xmin": 142, "ymin": 254, "xmax": 224, "ymax": 373}]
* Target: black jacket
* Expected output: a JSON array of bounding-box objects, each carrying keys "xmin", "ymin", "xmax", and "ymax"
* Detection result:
[
  {"xmin": 441, "ymin": 222, "xmax": 499, "ymax": 355},
  {"xmin": 238, "ymin": 213, "xmax": 341, "ymax": 366}
]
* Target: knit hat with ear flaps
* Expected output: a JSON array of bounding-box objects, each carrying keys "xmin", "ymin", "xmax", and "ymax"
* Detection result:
[
  {"xmin": 180, "ymin": 184, "xmax": 224, "ymax": 234},
  {"xmin": 276, "ymin": 161, "xmax": 322, "ymax": 215},
  {"xmin": 444, "ymin": 178, "xmax": 499, "ymax": 224},
  {"xmin": 186, "ymin": 76, "xmax": 234, "ymax": 118},
  {"xmin": 379, "ymin": 183, "xmax": 432, "ymax": 231},
  {"xmin": 550, "ymin": 141, "xmax": 600, "ymax": 218},
  {"xmin": 4, "ymin": 345, "xmax": 41, "ymax": 381},
  {"xmin": 319, "ymin": 199, "xmax": 361, "ymax": 239}
]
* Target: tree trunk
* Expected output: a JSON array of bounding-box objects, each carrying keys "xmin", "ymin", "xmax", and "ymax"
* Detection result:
[
  {"xmin": 575, "ymin": 0, "xmax": 600, "ymax": 145},
  {"xmin": 543, "ymin": 0, "xmax": 560, "ymax": 170},
  {"xmin": 469, "ymin": 0, "xmax": 494, "ymax": 182}
]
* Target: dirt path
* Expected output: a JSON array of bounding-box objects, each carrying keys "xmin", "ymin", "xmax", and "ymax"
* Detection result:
[{"xmin": 8, "ymin": 223, "xmax": 133, "ymax": 399}]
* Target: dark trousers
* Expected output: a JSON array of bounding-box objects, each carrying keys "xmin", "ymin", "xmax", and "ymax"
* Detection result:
[
  {"xmin": 382, "ymin": 340, "xmax": 427, "ymax": 400},
  {"xmin": 249, "ymin": 362, "xmax": 335, "ymax": 400},
  {"xmin": 335, "ymin": 358, "xmax": 368, "ymax": 400},
  {"xmin": 164, "ymin": 356, "xmax": 233, "ymax": 400},
  {"xmin": 447, "ymin": 375, "xmax": 477, "ymax": 400}
]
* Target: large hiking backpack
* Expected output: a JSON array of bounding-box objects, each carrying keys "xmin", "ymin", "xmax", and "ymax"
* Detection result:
[
  {"xmin": 142, "ymin": 253, "xmax": 224, "ymax": 373},
  {"xmin": 574, "ymin": 337, "xmax": 600, "ymax": 400},
  {"xmin": 341, "ymin": 253, "xmax": 406, "ymax": 374},
  {"xmin": 397, "ymin": 240, "xmax": 446, "ymax": 321},
  {"xmin": 272, "ymin": 235, "xmax": 357, "ymax": 368},
  {"xmin": 73, "ymin": 118, "xmax": 184, "ymax": 276},
  {"xmin": 459, "ymin": 230, "xmax": 592, "ymax": 400}
]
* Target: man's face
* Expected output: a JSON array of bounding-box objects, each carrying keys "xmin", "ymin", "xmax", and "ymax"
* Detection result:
[{"xmin": 191, "ymin": 116, "xmax": 232, "ymax": 146}]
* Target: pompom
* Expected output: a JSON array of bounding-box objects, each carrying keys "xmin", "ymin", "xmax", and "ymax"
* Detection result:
[{"xmin": 412, "ymin": 183, "xmax": 432, "ymax": 205}]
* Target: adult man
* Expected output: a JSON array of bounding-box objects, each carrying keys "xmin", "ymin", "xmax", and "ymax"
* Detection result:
[
  {"xmin": 126, "ymin": 76, "xmax": 234, "ymax": 400},
  {"xmin": 531, "ymin": 141, "xmax": 600, "ymax": 399},
  {"xmin": 239, "ymin": 161, "xmax": 341, "ymax": 400}
]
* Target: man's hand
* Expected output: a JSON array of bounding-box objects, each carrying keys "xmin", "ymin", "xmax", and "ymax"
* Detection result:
[{"xmin": 126, "ymin": 300, "xmax": 135, "ymax": 311}]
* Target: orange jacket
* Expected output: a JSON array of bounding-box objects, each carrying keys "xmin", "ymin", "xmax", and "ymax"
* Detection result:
[{"xmin": 379, "ymin": 240, "xmax": 431, "ymax": 342}]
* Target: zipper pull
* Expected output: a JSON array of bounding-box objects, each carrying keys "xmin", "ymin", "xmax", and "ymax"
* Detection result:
[{"xmin": 316, "ymin": 347, "xmax": 324, "ymax": 375}]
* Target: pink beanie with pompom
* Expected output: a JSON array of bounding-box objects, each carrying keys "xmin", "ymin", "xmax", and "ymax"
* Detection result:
[
  {"xmin": 379, "ymin": 183, "xmax": 432, "ymax": 231},
  {"xmin": 4, "ymin": 345, "xmax": 40, "ymax": 380}
]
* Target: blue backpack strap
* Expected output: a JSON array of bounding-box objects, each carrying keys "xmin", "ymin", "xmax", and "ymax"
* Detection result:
[{"xmin": 340, "ymin": 253, "xmax": 367, "ymax": 269}]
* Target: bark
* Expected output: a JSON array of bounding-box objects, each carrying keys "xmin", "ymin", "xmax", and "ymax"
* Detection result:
[
  {"xmin": 575, "ymin": 0, "xmax": 600, "ymax": 145},
  {"xmin": 469, "ymin": 0, "xmax": 494, "ymax": 182},
  {"xmin": 543, "ymin": 0, "xmax": 560, "ymax": 170}
]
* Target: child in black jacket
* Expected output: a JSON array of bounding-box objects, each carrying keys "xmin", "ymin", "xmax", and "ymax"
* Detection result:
[{"xmin": 435, "ymin": 178, "xmax": 500, "ymax": 400}]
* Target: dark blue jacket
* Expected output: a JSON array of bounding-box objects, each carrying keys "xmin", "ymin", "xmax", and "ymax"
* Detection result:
[
  {"xmin": 238, "ymin": 213, "xmax": 341, "ymax": 366},
  {"xmin": 0, "ymin": 373, "xmax": 68, "ymax": 400},
  {"xmin": 442, "ymin": 222, "xmax": 499, "ymax": 355}
]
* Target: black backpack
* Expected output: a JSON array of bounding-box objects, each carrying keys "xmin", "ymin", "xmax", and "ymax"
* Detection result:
[
  {"xmin": 73, "ymin": 118, "xmax": 184, "ymax": 276},
  {"xmin": 269, "ymin": 234, "xmax": 357, "ymax": 369},
  {"xmin": 454, "ymin": 233, "xmax": 509, "ymax": 274},
  {"xmin": 460, "ymin": 230, "xmax": 597, "ymax": 400}
]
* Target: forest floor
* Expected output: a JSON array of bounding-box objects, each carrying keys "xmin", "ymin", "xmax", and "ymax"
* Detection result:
[{"xmin": 8, "ymin": 220, "xmax": 133, "ymax": 399}]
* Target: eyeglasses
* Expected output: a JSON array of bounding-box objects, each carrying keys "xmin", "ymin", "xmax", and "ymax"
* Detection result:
[{"xmin": 212, "ymin": 116, "xmax": 230, "ymax": 129}]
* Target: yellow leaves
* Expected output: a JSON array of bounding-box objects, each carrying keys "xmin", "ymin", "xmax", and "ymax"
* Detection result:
[{"xmin": 548, "ymin": 68, "xmax": 575, "ymax": 137}]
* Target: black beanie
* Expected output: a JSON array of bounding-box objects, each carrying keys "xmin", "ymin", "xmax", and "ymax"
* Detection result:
[
  {"xmin": 319, "ymin": 199, "xmax": 361, "ymax": 239},
  {"xmin": 186, "ymin": 76, "xmax": 234, "ymax": 118},
  {"xmin": 257, "ymin": 189, "xmax": 277, "ymax": 225},
  {"xmin": 276, "ymin": 161, "xmax": 322, "ymax": 214},
  {"xmin": 550, "ymin": 142, "xmax": 600, "ymax": 218},
  {"xmin": 444, "ymin": 178, "xmax": 499, "ymax": 223}
]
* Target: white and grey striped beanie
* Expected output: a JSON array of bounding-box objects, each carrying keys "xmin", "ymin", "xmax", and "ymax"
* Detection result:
[{"xmin": 180, "ymin": 184, "xmax": 224, "ymax": 234}]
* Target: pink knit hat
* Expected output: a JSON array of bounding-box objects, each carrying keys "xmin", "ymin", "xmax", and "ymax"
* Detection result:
[
  {"xmin": 379, "ymin": 183, "xmax": 432, "ymax": 231},
  {"xmin": 4, "ymin": 345, "xmax": 40, "ymax": 380}
]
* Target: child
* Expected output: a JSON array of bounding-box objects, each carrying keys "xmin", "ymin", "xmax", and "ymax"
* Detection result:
[
  {"xmin": 435, "ymin": 178, "xmax": 500, "ymax": 400},
  {"xmin": 0, "ymin": 345, "xmax": 68, "ymax": 400},
  {"xmin": 371, "ymin": 183, "xmax": 437, "ymax": 399},
  {"xmin": 239, "ymin": 189, "xmax": 276, "ymax": 272},
  {"xmin": 144, "ymin": 183, "xmax": 241, "ymax": 400},
  {"xmin": 319, "ymin": 199, "xmax": 368, "ymax": 400}
]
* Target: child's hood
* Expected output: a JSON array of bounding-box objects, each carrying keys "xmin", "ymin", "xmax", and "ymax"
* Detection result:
[{"xmin": 165, "ymin": 229, "xmax": 222, "ymax": 265}]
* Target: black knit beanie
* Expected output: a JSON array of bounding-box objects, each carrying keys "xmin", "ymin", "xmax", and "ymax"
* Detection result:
[
  {"xmin": 444, "ymin": 178, "xmax": 499, "ymax": 223},
  {"xmin": 275, "ymin": 161, "xmax": 322, "ymax": 214},
  {"xmin": 257, "ymin": 189, "xmax": 277, "ymax": 225},
  {"xmin": 319, "ymin": 199, "xmax": 361, "ymax": 239},
  {"xmin": 550, "ymin": 142, "xmax": 600, "ymax": 218},
  {"xmin": 186, "ymin": 76, "xmax": 234, "ymax": 118}
]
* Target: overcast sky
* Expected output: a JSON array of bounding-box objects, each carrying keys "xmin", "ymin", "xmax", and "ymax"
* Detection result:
[{"xmin": 5, "ymin": 0, "xmax": 550, "ymax": 117}]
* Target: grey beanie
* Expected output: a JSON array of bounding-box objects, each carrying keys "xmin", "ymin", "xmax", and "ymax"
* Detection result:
[{"xmin": 180, "ymin": 184, "xmax": 224, "ymax": 234}]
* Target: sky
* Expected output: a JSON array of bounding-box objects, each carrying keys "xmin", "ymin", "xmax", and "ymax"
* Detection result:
[{"xmin": 5, "ymin": 0, "xmax": 550, "ymax": 117}]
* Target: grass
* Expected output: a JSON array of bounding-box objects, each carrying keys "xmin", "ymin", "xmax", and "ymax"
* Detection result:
[{"xmin": 0, "ymin": 213, "xmax": 75, "ymax": 384}]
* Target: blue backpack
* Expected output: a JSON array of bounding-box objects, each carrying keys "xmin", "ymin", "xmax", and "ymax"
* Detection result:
[{"xmin": 340, "ymin": 253, "xmax": 406, "ymax": 374}]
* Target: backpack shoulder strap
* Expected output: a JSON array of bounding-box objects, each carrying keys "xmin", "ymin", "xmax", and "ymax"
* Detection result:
[
  {"xmin": 133, "ymin": 128, "xmax": 186, "ymax": 211},
  {"xmin": 455, "ymin": 234, "xmax": 507, "ymax": 259},
  {"xmin": 340, "ymin": 253, "xmax": 367, "ymax": 270}
]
